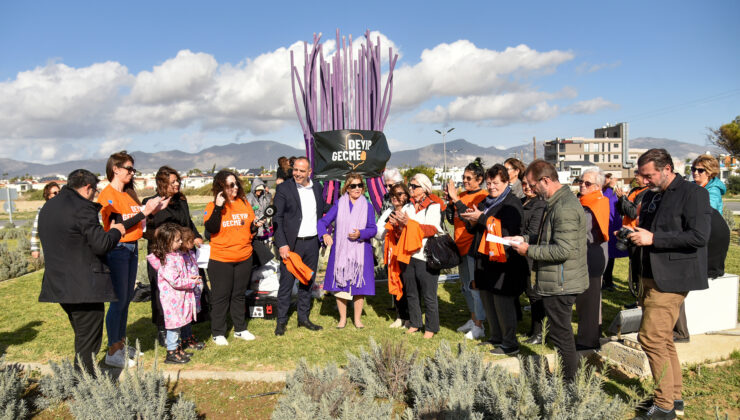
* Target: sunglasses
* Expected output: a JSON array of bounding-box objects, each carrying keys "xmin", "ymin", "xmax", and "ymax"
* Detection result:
[
  {"xmin": 582, "ymin": 181, "xmax": 595, "ymax": 187},
  {"xmin": 120, "ymin": 165, "xmax": 136, "ymax": 174},
  {"xmin": 462, "ymin": 176, "xmax": 475, "ymax": 181},
  {"xmin": 49, "ymin": 191, "xmax": 59, "ymax": 196},
  {"xmin": 347, "ymin": 182, "xmax": 364, "ymax": 190},
  {"xmin": 690, "ymin": 167, "xmax": 706, "ymax": 174},
  {"xmin": 408, "ymin": 183, "xmax": 421, "ymax": 190},
  {"xmin": 391, "ymin": 192, "xmax": 407, "ymax": 198},
  {"xmin": 228, "ymin": 182, "xmax": 238, "ymax": 189},
  {"xmin": 385, "ymin": 183, "xmax": 397, "ymax": 189}
]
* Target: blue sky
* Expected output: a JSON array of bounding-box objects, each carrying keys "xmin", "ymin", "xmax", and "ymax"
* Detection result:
[{"xmin": 1, "ymin": 0, "xmax": 738, "ymax": 163}]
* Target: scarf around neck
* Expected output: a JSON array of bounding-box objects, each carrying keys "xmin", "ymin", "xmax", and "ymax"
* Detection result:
[
  {"xmin": 483, "ymin": 185, "xmax": 511, "ymax": 213},
  {"xmin": 333, "ymin": 193, "xmax": 369, "ymax": 288}
]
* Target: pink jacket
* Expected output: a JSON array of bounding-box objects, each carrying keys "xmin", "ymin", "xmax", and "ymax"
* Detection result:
[
  {"xmin": 147, "ymin": 252, "xmax": 200, "ymax": 329},
  {"xmin": 182, "ymin": 249, "xmax": 203, "ymax": 311}
]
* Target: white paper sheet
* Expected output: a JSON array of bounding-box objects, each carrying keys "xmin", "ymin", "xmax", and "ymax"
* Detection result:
[
  {"xmin": 196, "ymin": 244, "xmax": 210, "ymax": 268},
  {"xmin": 485, "ymin": 233, "xmax": 520, "ymax": 246}
]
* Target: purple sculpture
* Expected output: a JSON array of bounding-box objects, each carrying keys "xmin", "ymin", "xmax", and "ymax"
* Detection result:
[{"xmin": 291, "ymin": 29, "xmax": 398, "ymax": 214}]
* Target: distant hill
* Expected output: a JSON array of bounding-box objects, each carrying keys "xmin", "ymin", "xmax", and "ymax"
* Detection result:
[{"xmin": 0, "ymin": 137, "xmax": 712, "ymax": 177}]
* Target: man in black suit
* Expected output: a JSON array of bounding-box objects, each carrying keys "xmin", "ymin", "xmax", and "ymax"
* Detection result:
[
  {"xmin": 38, "ymin": 169, "xmax": 125, "ymax": 374},
  {"xmin": 273, "ymin": 157, "xmax": 327, "ymax": 335},
  {"xmin": 628, "ymin": 149, "xmax": 711, "ymax": 420}
]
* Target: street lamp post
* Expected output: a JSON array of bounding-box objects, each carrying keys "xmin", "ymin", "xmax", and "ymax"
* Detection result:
[{"xmin": 434, "ymin": 127, "xmax": 455, "ymax": 177}]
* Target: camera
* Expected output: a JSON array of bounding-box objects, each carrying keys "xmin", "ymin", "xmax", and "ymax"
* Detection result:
[
  {"xmin": 615, "ymin": 227, "xmax": 634, "ymax": 252},
  {"xmin": 256, "ymin": 204, "xmax": 276, "ymax": 223}
]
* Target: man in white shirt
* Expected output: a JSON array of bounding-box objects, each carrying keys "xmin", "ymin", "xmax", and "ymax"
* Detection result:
[{"xmin": 273, "ymin": 157, "xmax": 328, "ymax": 335}]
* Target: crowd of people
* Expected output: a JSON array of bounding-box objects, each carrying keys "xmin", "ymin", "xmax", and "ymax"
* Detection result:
[{"xmin": 36, "ymin": 148, "xmax": 726, "ymax": 420}]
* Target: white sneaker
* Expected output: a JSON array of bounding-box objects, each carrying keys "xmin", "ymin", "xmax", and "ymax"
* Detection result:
[
  {"xmin": 457, "ymin": 319, "xmax": 475, "ymax": 333},
  {"xmin": 233, "ymin": 330, "xmax": 256, "ymax": 341},
  {"xmin": 389, "ymin": 319, "xmax": 403, "ymax": 328},
  {"xmin": 464, "ymin": 325, "xmax": 485, "ymax": 340},
  {"xmin": 126, "ymin": 345, "xmax": 143, "ymax": 359},
  {"xmin": 212, "ymin": 335, "xmax": 229, "ymax": 346},
  {"xmin": 105, "ymin": 349, "xmax": 136, "ymax": 368}
]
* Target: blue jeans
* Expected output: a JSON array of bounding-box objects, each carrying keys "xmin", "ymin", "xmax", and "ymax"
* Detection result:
[
  {"xmin": 165, "ymin": 324, "xmax": 192, "ymax": 351},
  {"xmin": 459, "ymin": 254, "xmax": 486, "ymax": 321},
  {"xmin": 105, "ymin": 242, "xmax": 138, "ymax": 347}
]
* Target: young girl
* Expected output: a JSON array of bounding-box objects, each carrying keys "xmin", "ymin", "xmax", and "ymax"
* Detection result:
[
  {"xmin": 147, "ymin": 223, "xmax": 202, "ymax": 364},
  {"xmin": 179, "ymin": 227, "xmax": 205, "ymax": 351}
]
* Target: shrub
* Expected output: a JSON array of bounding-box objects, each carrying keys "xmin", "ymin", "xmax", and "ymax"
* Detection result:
[
  {"xmin": 36, "ymin": 346, "xmax": 197, "ymax": 420},
  {"xmin": 722, "ymin": 207, "xmax": 735, "ymax": 231},
  {"xmin": 345, "ymin": 338, "xmax": 418, "ymax": 401},
  {"xmin": 271, "ymin": 361, "xmax": 392, "ymax": 420},
  {"xmin": 0, "ymin": 357, "xmax": 29, "ymax": 420}
]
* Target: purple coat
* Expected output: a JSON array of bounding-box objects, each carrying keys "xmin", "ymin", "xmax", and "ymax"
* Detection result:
[
  {"xmin": 604, "ymin": 187, "xmax": 628, "ymax": 258},
  {"xmin": 318, "ymin": 199, "xmax": 377, "ymax": 295}
]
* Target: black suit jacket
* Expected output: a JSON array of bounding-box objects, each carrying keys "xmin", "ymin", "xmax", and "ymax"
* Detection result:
[
  {"xmin": 38, "ymin": 186, "xmax": 122, "ymax": 303},
  {"xmin": 637, "ymin": 175, "xmax": 711, "ymax": 293},
  {"xmin": 273, "ymin": 178, "xmax": 327, "ymax": 250}
]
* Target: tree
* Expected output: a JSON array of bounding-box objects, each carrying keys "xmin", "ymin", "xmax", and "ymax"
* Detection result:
[
  {"xmin": 708, "ymin": 115, "xmax": 740, "ymax": 156},
  {"xmin": 401, "ymin": 165, "xmax": 436, "ymax": 183}
]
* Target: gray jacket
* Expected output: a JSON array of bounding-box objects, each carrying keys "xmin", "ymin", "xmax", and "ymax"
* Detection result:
[
  {"xmin": 523, "ymin": 185, "xmax": 588, "ymax": 296},
  {"xmin": 247, "ymin": 177, "xmax": 273, "ymax": 237}
]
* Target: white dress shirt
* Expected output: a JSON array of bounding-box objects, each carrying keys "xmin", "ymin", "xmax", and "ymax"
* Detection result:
[{"xmin": 296, "ymin": 180, "xmax": 318, "ymax": 238}]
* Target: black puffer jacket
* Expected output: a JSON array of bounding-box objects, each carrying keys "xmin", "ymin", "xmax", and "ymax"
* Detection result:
[{"xmin": 38, "ymin": 186, "xmax": 122, "ymax": 303}]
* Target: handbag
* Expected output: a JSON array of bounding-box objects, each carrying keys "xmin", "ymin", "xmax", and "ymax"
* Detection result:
[{"xmin": 422, "ymin": 207, "xmax": 461, "ymax": 270}]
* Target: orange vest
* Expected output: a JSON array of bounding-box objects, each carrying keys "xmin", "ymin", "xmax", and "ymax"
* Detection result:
[
  {"xmin": 579, "ymin": 190, "xmax": 610, "ymax": 241},
  {"xmin": 477, "ymin": 216, "xmax": 507, "ymax": 262},
  {"xmin": 98, "ymin": 185, "xmax": 143, "ymax": 243},
  {"xmin": 204, "ymin": 199, "xmax": 255, "ymax": 262},
  {"xmin": 622, "ymin": 187, "xmax": 647, "ymax": 229},
  {"xmin": 452, "ymin": 190, "xmax": 488, "ymax": 255}
]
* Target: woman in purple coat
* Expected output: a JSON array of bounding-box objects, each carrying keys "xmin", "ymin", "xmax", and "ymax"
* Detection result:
[{"xmin": 318, "ymin": 173, "xmax": 377, "ymax": 329}]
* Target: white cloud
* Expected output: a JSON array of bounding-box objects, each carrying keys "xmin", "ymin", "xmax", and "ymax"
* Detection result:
[{"xmin": 98, "ymin": 137, "xmax": 132, "ymax": 157}]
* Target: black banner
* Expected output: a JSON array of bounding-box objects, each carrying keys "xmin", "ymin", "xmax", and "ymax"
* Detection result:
[{"xmin": 312, "ymin": 130, "xmax": 391, "ymax": 180}]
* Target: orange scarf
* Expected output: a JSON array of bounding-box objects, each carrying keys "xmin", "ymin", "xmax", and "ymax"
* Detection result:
[
  {"xmin": 579, "ymin": 190, "xmax": 610, "ymax": 241},
  {"xmin": 383, "ymin": 223, "xmax": 403, "ymax": 300},
  {"xmin": 622, "ymin": 186, "xmax": 647, "ymax": 229},
  {"xmin": 282, "ymin": 252, "xmax": 314, "ymax": 285},
  {"xmin": 477, "ymin": 216, "xmax": 507, "ymax": 262},
  {"xmin": 395, "ymin": 219, "xmax": 423, "ymax": 264},
  {"xmin": 452, "ymin": 190, "xmax": 488, "ymax": 255}
]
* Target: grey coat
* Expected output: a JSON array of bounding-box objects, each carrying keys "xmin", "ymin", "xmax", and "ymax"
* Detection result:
[{"xmin": 523, "ymin": 185, "xmax": 588, "ymax": 296}]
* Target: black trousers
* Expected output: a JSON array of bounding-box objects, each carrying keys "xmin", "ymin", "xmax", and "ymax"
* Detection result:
[
  {"xmin": 525, "ymin": 278, "xmax": 545, "ymax": 336},
  {"xmin": 402, "ymin": 258, "xmax": 440, "ymax": 333},
  {"xmin": 394, "ymin": 265, "xmax": 410, "ymax": 321},
  {"xmin": 542, "ymin": 294, "xmax": 579, "ymax": 381},
  {"xmin": 60, "ymin": 302, "xmax": 105, "ymax": 375},
  {"xmin": 277, "ymin": 238, "xmax": 319, "ymax": 324},
  {"xmin": 148, "ymin": 262, "xmax": 165, "ymax": 329},
  {"xmin": 575, "ymin": 275, "xmax": 602, "ymax": 348},
  {"xmin": 480, "ymin": 290, "xmax": 519, "ymax": 349},
  {"xmin": 207, "ymin": 257, "xmax": 253, "ymax": 336},
  {"xmin": 603, "ymin": 258, "xmax": 615, "ymax": 288}
]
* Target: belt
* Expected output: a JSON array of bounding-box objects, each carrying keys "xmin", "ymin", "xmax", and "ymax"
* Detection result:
[{"xmin": 296, "ymin": 235, "xmax": 317, "ymax": 241}]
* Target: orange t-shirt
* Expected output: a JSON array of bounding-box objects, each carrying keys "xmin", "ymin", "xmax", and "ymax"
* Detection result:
[
  {"xmin": 204, "ymin": 199, "xmax": 255, "ymax": 263},
  {"xmin": 452, "ymin": 189, "xmax": 488, "ymax": 255},
  {"xmin": 98, "ymin": 185, "xmax": 144, "ymax": 243}
]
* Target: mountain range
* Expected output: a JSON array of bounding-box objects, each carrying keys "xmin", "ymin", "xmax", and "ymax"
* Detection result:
[{"xmin": 0, "ymin": 137, "xmax": 714, "ymax": 177}]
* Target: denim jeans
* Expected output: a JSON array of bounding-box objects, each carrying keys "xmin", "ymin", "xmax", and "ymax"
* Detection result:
[
  {"xmin": 165, "ymin": 324, "xmax": 192, "ymax": 351},
  {"xmin": 105, "ymin": 242, "xmax": 138, "ymax": 347},
  {"xmin": 459, "ymin": 254, "xmax": 486, "ymax": 321}
]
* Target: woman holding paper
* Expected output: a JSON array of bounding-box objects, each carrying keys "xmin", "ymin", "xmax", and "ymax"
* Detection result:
[
  {"xmin": 461, "ymin": 164, "xmax": 527, "ymax": 356},
  {"xmin": 318, "ymin": 173, "xmax": 377, "ymax": 329},
  {"xmin": 144, "ymin": 166, "xmax": 205, "ymax": 348}
]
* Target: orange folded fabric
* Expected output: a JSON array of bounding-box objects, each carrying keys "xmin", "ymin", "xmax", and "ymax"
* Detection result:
[
  {"xmin": 383, "ymin": 223, "xmax": 404, "ymax": 301},
  {"xmin": 282, "ymin": 251, "xmax": 314, "ymax": 285},
  {"xmin": 622, "ymin": 186, "xmax": 647, "ymax": 229},
  {"xmin": 395, "ymin": 219, "xmax": 423, "ymax": 264},
  {"xmin": 452, "ymin": 190, "xmax": 488, "ymax": 255},
  {"xmin": 477, "ymin": 216, "xmax": 507, "ymax": 263},
  {"xmin": 579, "ymin": 190, "xmax": 610, "ymax": 241}
]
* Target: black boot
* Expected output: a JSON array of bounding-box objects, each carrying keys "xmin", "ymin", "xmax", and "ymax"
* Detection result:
[{"xmin": 157, "ymin": 330, "xmax": 166, "ymax": 347}]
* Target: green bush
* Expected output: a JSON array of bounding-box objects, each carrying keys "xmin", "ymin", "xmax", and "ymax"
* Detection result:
[
  {"xmin": 726, "ymin": 176, "xmax": 740, "ymax": 195},
  {"xmin": 345, "ymin": 338, "xmax": 418, "ymax": 401},
  {"xmin": 0, "ymin": 357, "xmax": 29, "ymax": 420}
]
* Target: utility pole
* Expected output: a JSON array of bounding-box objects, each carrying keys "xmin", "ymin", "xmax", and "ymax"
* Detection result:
[{"xmin": 533, "ymin": 137, "xmax": 537, "ymax": 160}]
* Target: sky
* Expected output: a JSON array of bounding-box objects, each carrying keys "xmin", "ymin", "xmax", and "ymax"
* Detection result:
[{"xmin": 0, "ymin": 0, "xmax": 738, "ymax": 164}]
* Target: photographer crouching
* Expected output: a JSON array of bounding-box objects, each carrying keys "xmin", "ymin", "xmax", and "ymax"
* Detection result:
[{"xmin": 628, "ymin": 148, "xmax": 711, "ymax": 420}]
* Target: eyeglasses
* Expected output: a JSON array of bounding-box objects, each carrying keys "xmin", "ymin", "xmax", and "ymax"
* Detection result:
[
  {"xmin": 391, "ymin": 191, "xmax": 407, "ymax": 198},
  {"xmin": 582, "ymin": 181, "xmax": 595, "ymax": 187},
  {"xmin": 120, "ymin": 166, "xmax": 136, "ymax": 174},
  {"xmin": 228, "ymin": 182, "xmax": 237, "ymax": 189},
  {"xmin": 408, "ymin": 183, "xmax": 421, "ymax": 190},
  {"xmin": 385, "ymin": 183, "xmax": 397, "ymax": 189},
  {"xmin": 462, "ymin": 176, "xmax": 475, "ymax": 181},
  {"xmin": 347, "ymin": 182, "xmax": 364, "ymax": 190},
  {"xmin": 690, "ymin": 167, "xmax": 706, "ymax": 174},
  {"xmin": 647, "ymin": 193, "xmax": 662, "ymax": 213},
  {"xmin": 49, "ymin": 190, "xmax": 59, "ymax": 197}
]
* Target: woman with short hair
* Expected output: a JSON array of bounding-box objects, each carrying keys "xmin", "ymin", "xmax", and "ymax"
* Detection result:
[
  {"xmin": 691, "ymin": 154, "xmax": 725, "ymax": 213},
  {"xmin": 462, "ymin": 164, "xmax": 527, "ymax": 355},
  {"xmin": 394, "ymin": 173, "xmax": 445, "ymax": 339},
  {"xmin": 318, "ymin": 173, "xmax": 377, "ymax": 329}
]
